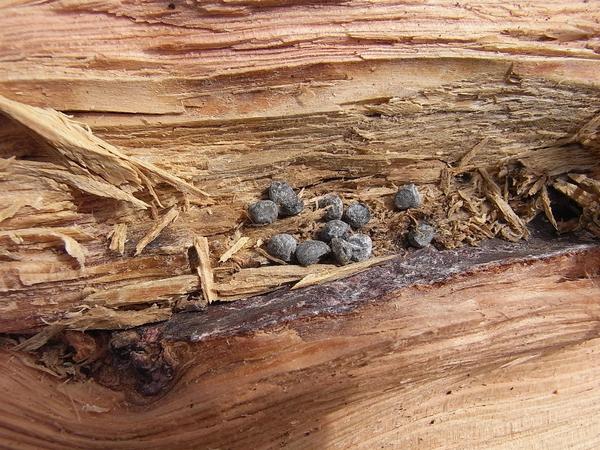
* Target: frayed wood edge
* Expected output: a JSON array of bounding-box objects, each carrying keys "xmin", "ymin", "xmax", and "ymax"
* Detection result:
[
  {"xmin": 553, "ymin": 179, "xmax": 598, "ymax": 209},
  {"xmin": 50, "ymin": 305, "xmax": 172, "ymax": 331},
  {"xmin": 0, "ymin": 200, "xmax": 26, "ymax": 224},
  {"xmin": 0, "ymin": 94, "xmax": 212, "ymax": 208},
  {"xmin": 568, "ymin": 173, "xmax": 600, "ymax": 199},
  {"xmin": 0, "ymin": 227, "xmax": 87, "ymax": 268},
  {"xmin": 84, "ymin": 275, "xmax": 198, "ymax": 308},
  {"xmin": 11, "ymin": 159, "xmax": 150, "ymax": 209},
  {"xmin": 479, "ymin": 168, "xmax": 530, "ymax": 239}
]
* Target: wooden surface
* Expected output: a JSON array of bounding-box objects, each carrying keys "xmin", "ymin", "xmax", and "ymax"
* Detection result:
[
  {"xmin": 1, "ymin": 0, "xmax": 599, "ymax": 333},
  {"xmin": 1, "ymin": 1, "xmax": 600, "ymax": 448},
  {"xmin": 1, "ymin": 236, "xmax": 599, "ymax": 449}
]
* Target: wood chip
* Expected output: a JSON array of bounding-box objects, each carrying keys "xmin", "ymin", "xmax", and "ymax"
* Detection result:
[
  {"xmin": 439, "ymin": 167, "xmax": 452, "ymax": 195},
  {"xmin": 134, "ymin": 206, "xmax": 179, "ymax": 256},
  {"xmin": 479, "ymin": 168, "xmax": 530, "ymax": 238},
  {"xmin": 62, "ymin": 234, "xmax": 87, "ymax": 268},
  {"xmin": 13, "ymin": 325, "xmax": 66, "ymax": 352},
  {"xmin": 108, "ymin": 223, "xmax": 127, "ymax": 255},
  {"xmin": 458, "ymin": 137, "xmax": 489, "ymax": 168},
  {"xmin": 527, "ymin": 176, "xmax": 546, "ymax": 197},
  {"xmin": 219, "ymin": 236, "xmax": 250, "ymax": 263},
  {"xmin": 194, "ymin": 236, "xmax": 217, "ymax": 303}
]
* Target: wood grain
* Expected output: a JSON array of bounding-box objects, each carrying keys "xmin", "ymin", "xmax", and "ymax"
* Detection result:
[
  {"xmin": 1, "ymin": 0, "xmax": 599, "ymax": 333},
  {"xmin": 0, "ymin": 2, "xmax": 599, "ymax": 446},
  {"xmin": 0, "ymin": 238, "xmax": 599, "ymax": 449}
]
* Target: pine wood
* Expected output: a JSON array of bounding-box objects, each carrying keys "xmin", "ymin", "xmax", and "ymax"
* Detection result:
[
  {"xmin": 0, "ymin": 0, "xmax": 600, "ymax": 448},
  {"xmin": 1, "ymin": 239, "xmax": 600, "ymax": 449}
]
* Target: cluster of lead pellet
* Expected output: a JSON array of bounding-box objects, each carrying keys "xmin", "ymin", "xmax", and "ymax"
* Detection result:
[
  {"xmin": 251, "ymin": 182, "xmax": 373, "ymax": 266},
  {"xmin": 313, "ymin": 194, "xmax": 373, "ymax": 266},
  {"xmin": 394, "ymin": 183, "xmax": 435, "ymax": 248},
  {"xmin": 247, "ymin": 181, "xmax": 305, "ymax": 224}
]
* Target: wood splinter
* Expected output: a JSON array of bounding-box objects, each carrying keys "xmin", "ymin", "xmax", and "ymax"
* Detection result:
[
  {"xmin": 134, "ymin": 207, "xmax": 179, "ymax": 256},
  {"xmin": 108, "ymin": 223, "xmax": 128, "ymax": 255},
  {"xmin": 194, "ymin": 236, "xmax": 217, "ymax": 304},
  {"xmin": 218, "ymin": 236, "xmax": 250, "ymax": 263}
]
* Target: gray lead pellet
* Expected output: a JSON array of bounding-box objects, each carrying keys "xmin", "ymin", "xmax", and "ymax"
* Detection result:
[
  {"xmin": 343, "ymin": 202, "xmax": 371, "ymax": 229},
  {"xmin": 318, "ymin": 220, "xmax": 350, "ymax": 243},
  {"xmin": 394, "ymin": 184, "xmax": 421, "ymax": 210},
  {"xmin": 407, "ymin": 223, "xmax": 435, "ymax": 249},
  {"xmin": 346, "ymin": 234, "xmax": 372, "ymax": 262},
  {"xmin": 248, "ymin": 200, "xmax": 279, "ymax": 224},
  {"xmin": 295, "ymin": 240, "xmax": 331, "ymax": 266},
  {"xmin": 318, "ymin": 194, "xmax": 343, "ymax": 220},
  {"xmin": 268, "ymin": 181, "xmax": 304, "ymax": 217},
  {"xmin": 331, "ymin": 238, "xmax": 354, "ymax": 266},
  {"xmin": 266, "ymin": 234, "xmax": 297, "ymax": 262}
]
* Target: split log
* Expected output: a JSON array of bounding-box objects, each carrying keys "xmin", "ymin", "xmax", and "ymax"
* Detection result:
[
  {"xmin": 0, "ymin": 0, "xmax": 599, "ymax": 448},
  {"xmin": 2, "ymin": 232, "xmax": 600, "ymax": 448}
]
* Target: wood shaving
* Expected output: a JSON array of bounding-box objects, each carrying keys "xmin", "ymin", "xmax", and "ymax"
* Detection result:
[{"xmin": 540, "ymin": 185, "xmax": 559, "ymax": 230}]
